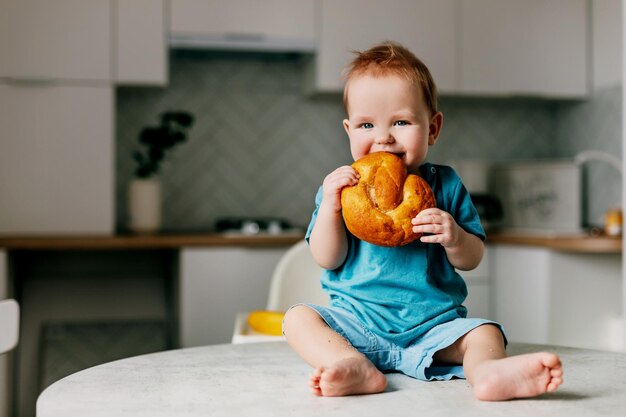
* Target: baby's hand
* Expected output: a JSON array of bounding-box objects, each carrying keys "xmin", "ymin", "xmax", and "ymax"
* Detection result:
[
  {"xmin": 322, "ymin": 166, "xmax": 360, "ymax": 212},
  {"xmin": 411, "ymin": 208, "xmax": 461, "ymax": 248}
]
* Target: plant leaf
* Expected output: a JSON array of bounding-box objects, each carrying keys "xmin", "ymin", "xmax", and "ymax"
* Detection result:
[{"xmin": 132, "ymin": 150, "xmax": 144, "ymax": 162}]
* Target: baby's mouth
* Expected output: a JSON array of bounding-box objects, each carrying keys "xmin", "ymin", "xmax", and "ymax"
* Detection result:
[{"xmin": 375, "ymin": 150, "xmax": 405, "ymax": 162}]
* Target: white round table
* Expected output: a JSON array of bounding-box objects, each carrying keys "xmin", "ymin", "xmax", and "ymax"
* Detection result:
[{"xmin": 37, "ymin": 342, "xmax": 626, "ymax": 417}]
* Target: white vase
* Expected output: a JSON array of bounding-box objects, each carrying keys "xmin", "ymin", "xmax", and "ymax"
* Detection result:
[{"xmin": 128, "ymin": 178, "xmax": 162, "ymax": 233}]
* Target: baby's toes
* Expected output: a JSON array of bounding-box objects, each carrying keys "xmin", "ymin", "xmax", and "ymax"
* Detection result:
[
  {"xmin": 309, "ymin": 367, "xmax": 323, "ymax": 387},
  {"xmin": 311, "ymin": 367, "xmax": 324, "ymax": 379},
  {"xmin": 547, "ymin": 380, "xmax": 561, "ymax": 392},
  {"xmin": 550, "ymin": 367, "xmax": 563, "ymax": 378},
  {"xmin": 542, "ymin": 353, "xmax": 562, "ymax": 369}
]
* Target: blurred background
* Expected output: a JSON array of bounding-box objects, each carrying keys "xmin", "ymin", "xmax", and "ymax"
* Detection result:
[{"xmin": 0, "ymin": 1, "xmax": 624, "ymax": 416}]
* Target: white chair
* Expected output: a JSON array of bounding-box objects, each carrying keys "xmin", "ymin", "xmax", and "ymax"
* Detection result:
[
  {"xmin": 232, "ymin": 240, "xmax": 327, "ymax": 343},
  {"xmin": 0, "ymin": 299, "xmax": 19, "ymax": 354}
]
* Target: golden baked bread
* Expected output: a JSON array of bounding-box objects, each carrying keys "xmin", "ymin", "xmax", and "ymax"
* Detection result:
[{"xmin": 341, "ymin": 152, "xmax": 436, "ymax": 247}]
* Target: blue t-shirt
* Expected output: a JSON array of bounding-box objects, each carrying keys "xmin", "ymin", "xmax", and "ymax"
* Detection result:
[{"xmin": 305, "ymin": 163, "xmax": 485, "ymax": 346}]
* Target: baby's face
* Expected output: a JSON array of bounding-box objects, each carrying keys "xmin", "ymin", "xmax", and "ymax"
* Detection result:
[{"xmin": 343, "ymin": 74, "xmax": 438, "ymax": 173}]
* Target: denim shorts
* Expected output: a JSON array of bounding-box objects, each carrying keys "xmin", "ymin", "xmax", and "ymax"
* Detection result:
[{"xmin": 298, "ymin": 303, "xmax": 506, "ymax": 381}]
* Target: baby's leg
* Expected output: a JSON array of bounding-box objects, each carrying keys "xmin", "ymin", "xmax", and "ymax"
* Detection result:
[
  {"xmin": 453, "ymin": 324, "xmax": 563, "ymax": 401},
  {"xmin": 282, "ymin": 305, "xmax": 387, "ymax": 396}
]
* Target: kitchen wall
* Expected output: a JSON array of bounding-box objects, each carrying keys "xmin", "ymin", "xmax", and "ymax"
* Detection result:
[
  {"xmin": 554, "ymin": 84, "xmax": 623, "ymax": 226},
  {"xmin": 116, "ymin": 50, "xmax": 621, "ymax": 231},
  {"xmin": 117, "ymin": 51, "xmax": 350, "ymax": 232}
]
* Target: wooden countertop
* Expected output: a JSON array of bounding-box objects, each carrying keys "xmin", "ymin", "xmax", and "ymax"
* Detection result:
[
  {"xmin": 0, "ymin": 231, "xmax": 621, "ymax": 253},
  {"xmin": 486, "ymin": 230, "xmax": 622, "ymax": 254},
  {"xmin": 0, "ymin": 233, "xmax": 305, "ymax": 250}
]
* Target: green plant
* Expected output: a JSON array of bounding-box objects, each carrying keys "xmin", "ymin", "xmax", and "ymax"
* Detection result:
[{"xmin": 132, "ymin": 111, "xmax": 195, "ymax": 178}]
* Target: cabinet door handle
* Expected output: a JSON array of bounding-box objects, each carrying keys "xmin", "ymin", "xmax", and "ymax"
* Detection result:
[
  {"xmin": 222, "ymin": 32, "xmax": 265, "ymax": 42},
  {"xmin": 1, "ymin": 77, "xmax": 56, "ymax": 87},
  {"xmin": 0, "ymin": 77, "xmax": 110, "ymax": 87}
]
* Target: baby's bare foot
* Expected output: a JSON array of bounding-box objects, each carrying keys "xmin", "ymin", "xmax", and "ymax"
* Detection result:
[
  {"xmin": 472, "ymin": 352, "xmax": 563, "ymax": 401},
  {"xmin": 308, "ymin": 357, "xmax": 387, "ymax": 396}
]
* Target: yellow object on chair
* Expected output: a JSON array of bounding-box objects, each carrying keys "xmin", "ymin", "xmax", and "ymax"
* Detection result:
[
  {"xmin": 247, "ymin": 310, "xmax": 285, "ymax": 336},
  {"xmin": 231, "ymin": 241, "xmax": 328, "ymax": 343}
]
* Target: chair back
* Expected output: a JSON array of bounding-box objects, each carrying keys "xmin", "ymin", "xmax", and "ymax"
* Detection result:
[
  {"xmin": 0, "ymin": 299, "xmax": 19, "ymax": 354},
  {"xmin": 266, "ymin": 240, "xmax": 328, "ymax": 311}
]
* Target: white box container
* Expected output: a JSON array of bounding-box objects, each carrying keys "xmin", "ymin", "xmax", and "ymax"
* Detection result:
[{"xmin": 493, "ymin": 160, "xmax": 582, "ymax": 234}]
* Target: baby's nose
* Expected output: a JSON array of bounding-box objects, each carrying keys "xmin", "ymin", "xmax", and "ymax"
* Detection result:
[{"xmin": 375, "ymin": 131, "xmax": 395, "ymax": 144}]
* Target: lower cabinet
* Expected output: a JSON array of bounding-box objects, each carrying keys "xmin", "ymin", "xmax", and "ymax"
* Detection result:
[
  {"xmin": 461, "ymin": 247, "xmax": 492, "ymax": 320},
  {"xmin": 179, "ymin": 247, "xmax": 288, "ymax": 347},
  {"xmin": 492, "ymin": 245, "xmax": 622, "ymax": 351},
  {"xmin": 179, "ymin": 245, "xmax": 496, "ymax": 347},
  {"xmin": 12, "ymin": 250, "xmax": 172, "ymax": 417}
]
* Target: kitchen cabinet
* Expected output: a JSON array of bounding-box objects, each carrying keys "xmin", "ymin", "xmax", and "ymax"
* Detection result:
[
  {"xmin": 309, "ymin": 0, "xmax": 457, "ymax": 93},
  {"xmin": 461, "ymin": 247, "xmax": 492, "ymax": 320},
  {"xmin": 169, "ymin": 0, "xmax": 316, "ymax": 51},
  {"xmin": 0, "ymin": 0, "xmax": 167, "ymax": 85},
  {"xmin": 179, "ymin": 247, "xmax": 288, "ymax": 347},
  {"xmin": 0, "ymin": 0, "xmax": 111, "ymax": 82},
  {"xmin": 0, "ymin": 0, "xmax": 167, "ymax": 234},
  {"xmin": 309, "ymin": 0, "xmax": 588, "ymax": 97},
  {"xmin": 12, "ymin": 249, "xmax": 171, "ymax": 417},
  {"xmin": 459, "ymin": 0, "xmax": 588, "ymax": 98},
  {"xmin": 115, "ymin": 0, "xmax": 167, "ymax": 85},
  {"xmin": 179, "ymin": 244, "xmax": 493, "ymax": 346},
  {"xmin": 492, "ymin": 245, "xmax": 622, "ymax": 351},
  {"xmin": 0, "ymin": 84, "xmax": 114, "ymax": 234},
  {"xmin": 592, "ymin": 0, "xmax": 622, "ymax": 90}
]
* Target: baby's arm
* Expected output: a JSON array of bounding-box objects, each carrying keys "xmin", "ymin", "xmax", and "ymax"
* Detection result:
[
  {"xmin": 309, "ymin": 166, "xmax": 359, "ymax": 270},
  {"xmin": 411, "ymin": 208, "xmax": 484, "ymax": 271}
]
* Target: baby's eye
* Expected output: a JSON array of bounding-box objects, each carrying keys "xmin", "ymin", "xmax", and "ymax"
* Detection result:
[
  {"xmin": 360, "ymin": 122, "xmax": 374, "ymax": 129},
  {"xmin": 394, "ymin": 120, "xmax": 409, "ymax": 126}
]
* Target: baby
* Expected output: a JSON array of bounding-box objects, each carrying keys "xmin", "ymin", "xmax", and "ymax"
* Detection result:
[{"xmin": 282, "ymin": 42, "xmax": 563, "ymax": 401}]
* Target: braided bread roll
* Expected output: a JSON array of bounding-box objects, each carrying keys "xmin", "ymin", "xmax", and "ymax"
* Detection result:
[{"xmin": 341, "ymin": 152, "xmax": 436, "ymax": 247}]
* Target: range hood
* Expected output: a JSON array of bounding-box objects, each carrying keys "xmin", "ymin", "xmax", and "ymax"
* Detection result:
[{"xmin": 169, "ymin": 32, "xmax": 316, "ymax": 54}]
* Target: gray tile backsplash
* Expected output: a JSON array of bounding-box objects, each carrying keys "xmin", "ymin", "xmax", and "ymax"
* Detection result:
[
  {"xmin": 554, "ymin": 85, "xmax": 623, "ymax": 227},
  {"xmin": 116, "ymin": 51, "xmax": 622, "ymax": 231}
]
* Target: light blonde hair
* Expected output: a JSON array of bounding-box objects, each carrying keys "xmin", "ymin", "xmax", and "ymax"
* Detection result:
[{"xmin": 342, "ymin": 42, "xmax": 438, "ymax": 116}]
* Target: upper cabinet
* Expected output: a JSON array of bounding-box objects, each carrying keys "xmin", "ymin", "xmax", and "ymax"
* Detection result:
[
  {"xmin": 591, "ymin": 0, "xmax": 622, "ymax": 90},
  {"xmin": 115, "ymin": 0, "xmax": 167, "ymax": 85},
  {"xmin": 0, "ymin": 0, "xmax": 167, "ymax": 235},
  {"xmin": 0, "ymin": 0, "xmax": 112, "ymax": 82},
  {"xmin": 309, "ymin": 0, "xmax": 588, "ymax": 98},
  {"xmin": 169, "ymin": 0, "xmax": 316, "ymax": 52},
  {"xmin": 0, "ymin": 84, "xmax": 114, "ymax": 234},
  {"xmin": 459, "ymin": 0, "xmax": 588, "ymax": 98},
  {"xmin": 0, "ymin": 0, "xmax": 167, "ymax": 85},
  {"xmin": 310, "ymin": 0, "xmax": 457, "ymax": 93}
]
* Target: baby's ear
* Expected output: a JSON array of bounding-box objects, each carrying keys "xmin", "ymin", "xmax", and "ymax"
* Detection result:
[
  {"xmin": 343, "ymin": 119, "xmax": 351, "ymax": 135},
  {"xmin": 428, "ymin": 112, "xmax": 443, "ymax": 145}
]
